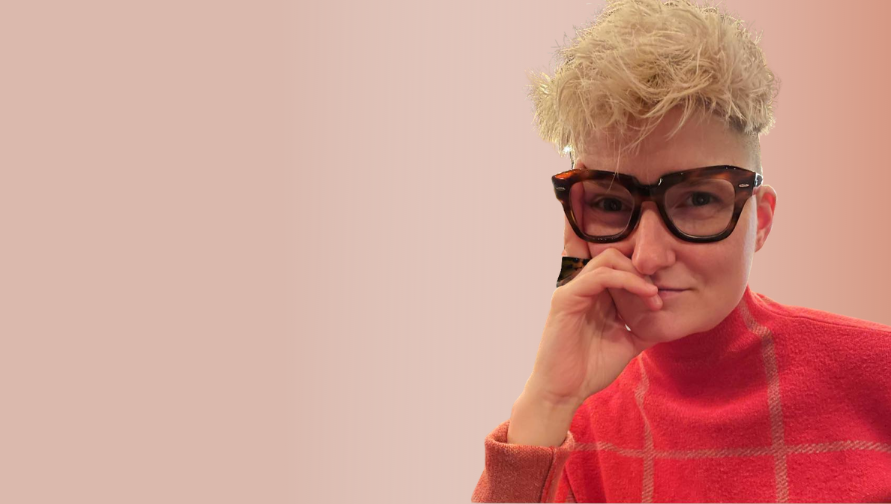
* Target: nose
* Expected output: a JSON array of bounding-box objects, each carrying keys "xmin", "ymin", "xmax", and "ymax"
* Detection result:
[{"xmin": 629, "ymin": 202, "xmax": 677, "ymax": 276}]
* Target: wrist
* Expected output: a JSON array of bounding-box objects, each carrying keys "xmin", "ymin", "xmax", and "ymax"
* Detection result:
[
  {"xmin": 507, "ymin": 392, "xmax": 580, "ymax": 447},
  {"xmin": 513, "ymin": 389, "xmax": 581, "ymax": 420},
  {"xmin": 518, "ymin": 381, "xmax": 585, "ymax": 413}
]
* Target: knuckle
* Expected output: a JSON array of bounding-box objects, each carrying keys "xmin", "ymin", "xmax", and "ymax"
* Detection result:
[
  {"xmin": 588, "ymin": 266, "xmax": 615, "ymax": 282},
  {"xmin": 603, "ymin": 247, "xmax": 626, "ymax": 259}
]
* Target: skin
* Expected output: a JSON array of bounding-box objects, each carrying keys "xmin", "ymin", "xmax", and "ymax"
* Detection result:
[{"xmin": 574, "ymin": 107, "xmax": 778, "ymax": 344}]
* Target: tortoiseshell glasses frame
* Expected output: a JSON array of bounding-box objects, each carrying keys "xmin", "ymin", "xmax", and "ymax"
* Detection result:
[{"xmin": 551, "ymin": 165, "xmax": 763, "ymax": 244}]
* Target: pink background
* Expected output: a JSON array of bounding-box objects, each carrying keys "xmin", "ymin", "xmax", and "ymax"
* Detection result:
[{"xmin": 1, "ymin": 1, "xmax": 889, "ymax": 503}]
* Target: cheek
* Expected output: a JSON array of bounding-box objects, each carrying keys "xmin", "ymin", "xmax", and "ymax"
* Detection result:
[
  {"xmin": 740, "ymin": 206, "xmax": 759, "ymax": 258},
  {"xmin": 726, "ymin": 204, "xmax": 758, "ymax": 267},
  {"xmin": 693, "ymin": 252, "xmax": 737, "ymax": 284},
  {"xmin": 687, "ymin": 223, "xmax": 755, "ymax": 287}
]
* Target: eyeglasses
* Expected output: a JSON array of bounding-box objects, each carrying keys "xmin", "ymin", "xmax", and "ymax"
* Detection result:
[{"xmin": 552, "ymin": 165, "xmax": 763, "ymax": 244}]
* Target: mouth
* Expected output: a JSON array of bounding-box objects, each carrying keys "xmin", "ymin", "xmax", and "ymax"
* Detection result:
[{"xmin": 656, "ymin": 288, "xmax": 688, "ymax": 299}]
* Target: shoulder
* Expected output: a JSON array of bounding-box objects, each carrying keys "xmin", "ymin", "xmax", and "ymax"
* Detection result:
[
  {"xmin": 753, "ymin": 292, "xmax": 891, "ymax": 337},
  {"xmin": 752, "ymin": 292, "xmax": 891, "ymax": 389}
]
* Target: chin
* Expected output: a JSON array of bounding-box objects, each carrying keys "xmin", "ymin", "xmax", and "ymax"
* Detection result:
[
  {"xmin": 616, "ymin": 301, "xmax": 697, "ymax": 343},
  {"xmin": 631, "ymin": 315, "xmax": 693, "ymax": 343}
]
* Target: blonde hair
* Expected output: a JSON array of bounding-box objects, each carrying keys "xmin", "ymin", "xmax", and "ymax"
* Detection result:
[{"xmin": 528, "ymin": 0, "xmax": 780, "ymax": 171}]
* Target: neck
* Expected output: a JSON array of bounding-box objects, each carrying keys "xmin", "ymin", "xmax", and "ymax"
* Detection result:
[{"xmin": 642, "ymin": 285, "xmax": 767, "ymax": 373}]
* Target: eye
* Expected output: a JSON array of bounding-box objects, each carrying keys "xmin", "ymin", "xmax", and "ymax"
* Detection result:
[
  {"xmin": 683, "ymin": 192, "xmax": 721, "ymax": 207},
  {"xmin": 590, "ymin": 197, "xmax": 629, "ymax": 212}
]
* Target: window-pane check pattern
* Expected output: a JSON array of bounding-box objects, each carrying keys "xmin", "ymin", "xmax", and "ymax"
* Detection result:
[{"xmin": 473, "ymin": 286, "xmax": 891, "ymax": 502}]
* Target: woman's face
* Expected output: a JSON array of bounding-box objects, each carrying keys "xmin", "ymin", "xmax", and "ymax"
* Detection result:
[{"xmin": 576, "ymin": 108, "xmax": 777, "ymax": 342}]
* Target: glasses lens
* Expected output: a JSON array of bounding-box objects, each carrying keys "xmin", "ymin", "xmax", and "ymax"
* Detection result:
[
  {"xmin": 664, "ymin": 178, "xmax": 736, "ymax": 236},
  {"xmin": 569, "ymin": 179, "xmax": 634, "ymax": 238}
]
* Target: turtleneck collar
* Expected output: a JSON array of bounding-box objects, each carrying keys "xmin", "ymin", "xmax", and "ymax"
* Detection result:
[{"xmin": 641, "ymin": 285, "xmax": 769, "ymax": 373}]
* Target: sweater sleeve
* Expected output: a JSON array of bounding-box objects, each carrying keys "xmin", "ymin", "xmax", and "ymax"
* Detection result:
[{"xmin": 471, "ymin": 420, "xmax": 577, "ymax": 503}]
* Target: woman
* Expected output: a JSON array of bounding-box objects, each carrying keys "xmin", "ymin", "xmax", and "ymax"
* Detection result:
[{"xmin": 472, "ymin": 0, "xmax": 891, "ymax": 501}]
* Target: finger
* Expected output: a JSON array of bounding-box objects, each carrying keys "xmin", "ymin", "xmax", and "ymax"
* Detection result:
[
  {"xmin": 576, "ymin": 252, "xmax": 660, "ymax": 310},
  {"xmin": 563, "ymin": 214, "xmax": 591, "ymax": 259},
  {"xmin": 575, "ymin": 248, "xmax": 648, "ymax": 284},
  {"xmin": 558, "ymin": 247, "xmax": 649, "ymax": 289},
  {"xmin": 609, "ymin": 286, "xmax": 663, "ymax": 312},
  {"xmin": 557, "ymin": 267, "xmax": 661, "ymax": 313}
]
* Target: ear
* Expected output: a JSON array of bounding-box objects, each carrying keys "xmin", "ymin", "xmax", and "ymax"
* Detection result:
[{"xmin": 753, "ymin": 184, "xmax": 777, "ymax": 252}]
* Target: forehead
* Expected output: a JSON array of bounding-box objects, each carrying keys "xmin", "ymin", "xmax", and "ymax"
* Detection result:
[{"xmin": 577, "ymin": 109, "xmax": 750, "ymax": 185}]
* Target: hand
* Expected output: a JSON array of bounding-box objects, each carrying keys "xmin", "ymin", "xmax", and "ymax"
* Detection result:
[{"xmin": 522, "ymin": 215, "xmax": 663, "ymax": 409}]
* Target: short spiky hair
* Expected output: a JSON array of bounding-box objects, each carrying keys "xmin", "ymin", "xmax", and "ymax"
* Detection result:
[{"xmin": 528, "ymin": 0, "xmax": 780, "ymax": 171}]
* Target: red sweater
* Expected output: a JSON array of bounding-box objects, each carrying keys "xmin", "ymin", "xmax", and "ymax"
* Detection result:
[{"xmin": 472, "ymin": 286, "xmax": 891, "ymax": 502}]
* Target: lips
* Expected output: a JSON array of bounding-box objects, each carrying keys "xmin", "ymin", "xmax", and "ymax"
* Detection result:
[{"xmin": 657, "ymin": 288, "xmax": 687, "ymax": 300}]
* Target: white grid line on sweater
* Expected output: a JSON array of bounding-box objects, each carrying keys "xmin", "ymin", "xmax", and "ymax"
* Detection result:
[
  {"xmin": 612, "ymin": 294, "xmax": 863, "ymax": 503},
  {"xmin": 571, "ymin": 438, "xmax": 891, "ymax": 458},
  {"xmin": 741, "ymin": 295, "xmax": 790, "ymax": 502},
  {"xmin": 634, "ymin": 357, "xmax": 655, "ymax": 502}
]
